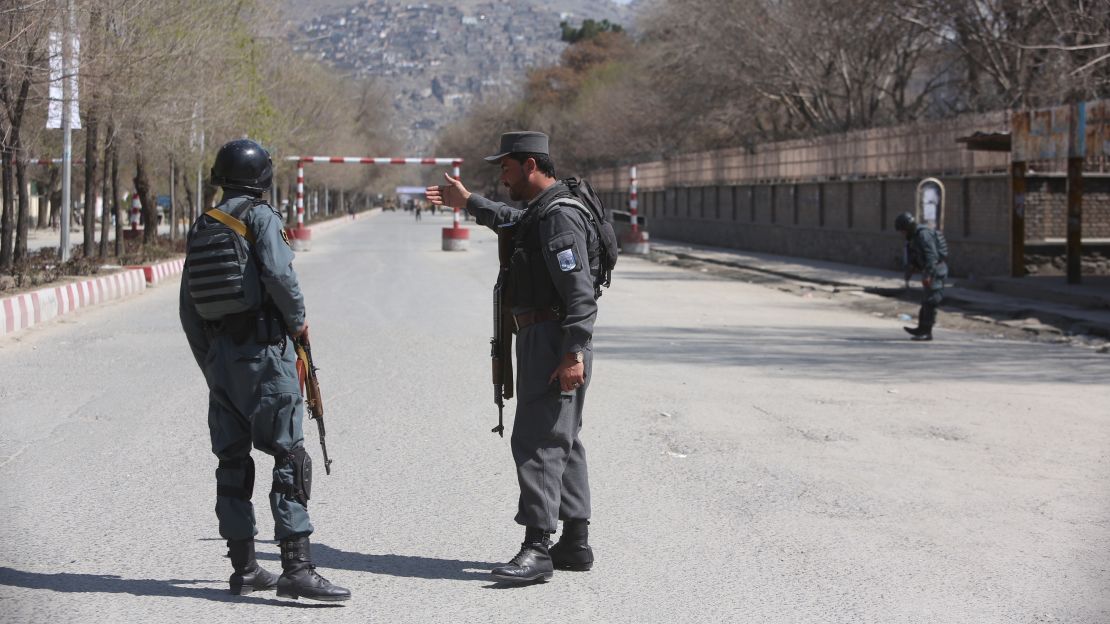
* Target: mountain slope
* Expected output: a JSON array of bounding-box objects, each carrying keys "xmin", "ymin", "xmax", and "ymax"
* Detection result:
[{"xmin": 285, "ymin": 0, "xmax": 638, "ymax": 153}]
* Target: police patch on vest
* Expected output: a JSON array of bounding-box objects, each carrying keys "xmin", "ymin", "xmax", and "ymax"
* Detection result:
[{"xmin": 557, "ymin": 247, "xmax": 577, "ymax": 272}]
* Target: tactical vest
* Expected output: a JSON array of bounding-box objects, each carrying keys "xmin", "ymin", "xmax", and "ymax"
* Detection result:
[
  {"xmin": 509, "ymin": 197, "xmax": 600, "ymax": 313},
  {"xmin": 185, "ymin": 198, "xmax": 265, "ymax": 321}
]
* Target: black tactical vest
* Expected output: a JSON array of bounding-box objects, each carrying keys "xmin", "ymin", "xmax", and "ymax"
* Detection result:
[
  {"xmin": 185, "ymin": 198, "xmax": 264, "ymax": 320},
  {"xmin": 509, "ymin": 195, "xmax": 600, "ymax": 312}
]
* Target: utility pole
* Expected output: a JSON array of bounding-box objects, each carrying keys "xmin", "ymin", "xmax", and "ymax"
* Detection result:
[{"xmin": 59, "ymin": 0, "xmax": 75, "ymax": 261}]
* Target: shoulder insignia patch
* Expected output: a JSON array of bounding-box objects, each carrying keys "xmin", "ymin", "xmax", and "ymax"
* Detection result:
[
  {"xmin": 557, "ymin": 247, "xmax": 577, "ymax": 272},
  {"xmin": 280, "ymin": 228, "xmax": 292, "ymax": 247}
]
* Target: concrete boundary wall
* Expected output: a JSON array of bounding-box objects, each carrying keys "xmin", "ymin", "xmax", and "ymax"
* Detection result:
[
  {"xmin": 589, "ymin": 107, "xmax": 1110, "ymax": 277},
  {"xmin": 597, "ymin": 176, "xmax": 1110, "ymax": 278},
  {"xmin": 598, "ymin": 176, "xmax": 1014, "ymax": 277}
]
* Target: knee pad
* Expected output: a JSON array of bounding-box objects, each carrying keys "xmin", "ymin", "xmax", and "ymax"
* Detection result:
[
  {"xmin": 272, "ymin": 446, "xmax": 311, "ymax": 507},
  {"xmin": 216, "ymin": 457, "xmax": 255, "ymax": 500}
]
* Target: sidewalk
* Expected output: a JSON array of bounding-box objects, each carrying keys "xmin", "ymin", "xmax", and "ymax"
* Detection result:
[{"xmin": 649, "ymin": 240, "xmax": 1110, "ymax": 339}]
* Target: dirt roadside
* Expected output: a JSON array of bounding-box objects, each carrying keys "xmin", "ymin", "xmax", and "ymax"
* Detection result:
[{"xmin": 647, "ymin": 251, "xmax": 1110, "ymax": 353}]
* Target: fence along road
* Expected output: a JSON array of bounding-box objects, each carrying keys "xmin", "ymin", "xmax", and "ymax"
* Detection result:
[{"xmin": 0, "ymin": 209, "xmax": 1107, "ymax": 623}]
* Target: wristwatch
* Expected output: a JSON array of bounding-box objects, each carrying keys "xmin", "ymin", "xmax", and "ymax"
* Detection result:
[{"xmin": 569, "ymin": 351, "xmax": 584, "ymax": 363}]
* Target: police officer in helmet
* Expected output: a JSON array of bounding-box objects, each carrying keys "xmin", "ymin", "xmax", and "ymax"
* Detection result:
[
  {"xmin": 179, "ymin": 138, "xmax": 350, "ymax": 601},
  {"xmin": 895, "ymin": 211, "xmax": 948, "ymax": 341}
]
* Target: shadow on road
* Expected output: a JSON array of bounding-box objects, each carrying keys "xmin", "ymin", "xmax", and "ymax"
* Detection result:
[
  {"xmin": 0, "ymin": 567, "xmax": 339, "ymax": 608},
  {"xmin": 597, "ymin": 325, "xmax": 1110, "ymax": 385},
  {"xmin": 255, "ymin": 543, "xmax": 493, "ymax": 582}
]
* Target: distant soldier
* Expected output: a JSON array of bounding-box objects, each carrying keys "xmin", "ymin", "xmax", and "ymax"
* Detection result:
[
  {"xmin": 427, "ymin": 131, "xmax": 601, "ymax": 584},
  {"xmin": 179, "ymin": 139, "xmax": 350, "ymax": 601},
  {"xmin": 895, "ymin": 211, "xmax": 948, "ymax": 341}
]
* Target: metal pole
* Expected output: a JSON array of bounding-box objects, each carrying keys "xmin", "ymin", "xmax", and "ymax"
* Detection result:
[
  {"xmin": 1066, "ymin": 157, "xmax": 1083, "ymax": 284},
  {"xmin": 452, "ymin": 164, "xmax": 461, "ymax": 228},
  {"xmin": 629, "ymin": 165, "xmax": 639, "ymax": 234},
  {"xmin": 1010, "ymin": 161, "xmax": 1027, "ymax": 278},
  {"xmin": 59, "ymin": 0, "xmax": 74, "ymax": 261},
  {"xmin": 296, "ymin": 160, "xmax": 305, "ymax": 228},
  {"xmin": 1066, "ymin": 101, "xmax": 1086, "ymax": 285}
]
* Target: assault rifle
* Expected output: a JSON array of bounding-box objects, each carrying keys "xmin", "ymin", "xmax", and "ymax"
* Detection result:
[
  {"xmin": 490, "ymin": 224, "xmax": 516, "ymax": 437},
  {"xmin": 294, "ymin": 332, "xmax": 333, "ymax": 474}
]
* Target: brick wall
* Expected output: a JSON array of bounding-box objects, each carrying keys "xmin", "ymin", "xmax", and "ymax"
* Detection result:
[{"xmin": 1024, "ymin": 177, "xmax": 1110, "ymax": 240}]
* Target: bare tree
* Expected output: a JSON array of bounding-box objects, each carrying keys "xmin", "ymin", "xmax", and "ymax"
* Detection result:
[
  {"xmin": 0, "ymin": 1, "xmax": 55, "ymax": 268},
  {"xmin": 903, "ymin": 0, "xmax": 1110, "ymax": 111}
]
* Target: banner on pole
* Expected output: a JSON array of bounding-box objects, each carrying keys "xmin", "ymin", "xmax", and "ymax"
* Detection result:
[{"xmin": 46, "ymin": 31, "xmax": 81, "ymax": 130}]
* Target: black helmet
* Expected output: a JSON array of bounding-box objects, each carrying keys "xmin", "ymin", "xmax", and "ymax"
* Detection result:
[
  {"xmin": 894, "ymin": 212, "xmax": 916, "ymax": 232},
  {"xmin": 210, "ymin": 139, "xmax": 273, "ymax": 193}
]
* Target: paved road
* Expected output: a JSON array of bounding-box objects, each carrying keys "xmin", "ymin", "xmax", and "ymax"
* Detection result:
[{"xmin": 1, "ymin": 211, "xmax": 1107, "ymax": 623}]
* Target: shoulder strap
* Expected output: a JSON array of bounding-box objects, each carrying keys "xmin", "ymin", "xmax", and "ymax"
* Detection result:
[
  {"xmin": 548, "ymin": 196, "xmax": 597, "ymax": 226},
  {"xmin": 205, "ymin": 208, "xmax": 255, "ymax": 243}
]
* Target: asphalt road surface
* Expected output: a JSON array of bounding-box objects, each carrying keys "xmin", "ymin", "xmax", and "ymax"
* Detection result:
[{"xmin": 1, "ymin": 210, "xmax": 1107, "ymax": 623}]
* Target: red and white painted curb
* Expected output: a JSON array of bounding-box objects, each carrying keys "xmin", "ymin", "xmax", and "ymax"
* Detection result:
[
  {"xmin": 127, "ymin": 258, "xmax": 185, "ymax": 286},
  {"xmin": 1, "ymin": 269, "xmax": 146, "ymax": 337}
]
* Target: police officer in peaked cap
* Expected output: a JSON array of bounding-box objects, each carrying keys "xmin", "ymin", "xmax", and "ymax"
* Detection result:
[
  {"xmin": 427, "ymin": 131, "xmax": 602, "ymax": 583},
  {"xmin": 179, "ymin": 138, "xmax": 350, "ymax": 601}
]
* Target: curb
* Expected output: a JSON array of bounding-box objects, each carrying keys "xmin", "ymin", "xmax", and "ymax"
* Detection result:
[
  {"xmin": 1, "ymin": 213, "xmax": 367, "ymax": 340},
  {"xmin": 0, "ymin": 269, "xmax": 147, "ymax": 337},
  {"xmin": 127, "ymin": 258, "xmax": 186, "ymax": 287}
]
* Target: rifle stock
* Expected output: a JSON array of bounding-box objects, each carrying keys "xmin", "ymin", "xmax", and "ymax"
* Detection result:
[{"xmin": 295, "ymin": 335, "xmax": 333, "ymax": 474}]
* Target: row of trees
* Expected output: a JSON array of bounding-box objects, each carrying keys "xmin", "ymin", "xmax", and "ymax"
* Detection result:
[
  {"xmin": 0, "ymin": 0, "xmax": 396, "ymax": 272},
  {"xmin": 436, "ymin": 0, "xmax": 1110, "ymax": 187}
]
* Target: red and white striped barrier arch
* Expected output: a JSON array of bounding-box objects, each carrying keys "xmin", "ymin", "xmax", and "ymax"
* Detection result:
[{"xmin": 284, "ymin": 155, "xmax": 467, "ymax": 251}]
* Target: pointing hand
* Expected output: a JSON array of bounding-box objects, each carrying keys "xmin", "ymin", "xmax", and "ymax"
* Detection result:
[{"xmin": 425, "ymin": 173, "xmax": 470, "ymax": 210}]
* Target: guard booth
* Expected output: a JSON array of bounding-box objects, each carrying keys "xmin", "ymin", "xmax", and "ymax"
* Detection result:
[
  {"xmin": 915, "ymin": 178, "xmax": 945, "ymax": 231},
  {"xmin": 961, "ymin": 100, "xmax": 1109, "ymax": 283}
]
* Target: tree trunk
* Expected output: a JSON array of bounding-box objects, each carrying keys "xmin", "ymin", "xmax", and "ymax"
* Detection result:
[
  {"xmin": 169, "ymin": 156, "xmax": 177, "ymax": 240},
  {"xmin": 134, "ymin": 134, "xmax": 157, "ymax": 245},
  {"xmin": 202, "ymin": 176, "xmax": 218, "ymax": 214},
  {"xmin": 181, "ymin": 167, "xmax": 195, "ymax": 227},
  {"xmin": 15, "ymin": 155, "xmax": 29, "ymax": 261},
  {"xmin": 1, "ymin": 148, "xmax": 13, "ymax": 270},
  {"xmin": 111, "ymin": 141, "xmax": 121, "ymax": 257},
  {"xmin": 82, "ymin": 7, "xmax": 103, "ymax": 256},
  {"xmin": 39, "ymin": 167, "xmax": 57, "ymax": 229},
  {"xmin": 50, "ymin": 187, "xmax": 62, "ymax": 229},
  {"xmin": 99, "ymin": 125, "xmax": 114, "ymax": 257},
  {"xmin": 83, "ymin": 110, "xmax": 99, "ymax": 256}
]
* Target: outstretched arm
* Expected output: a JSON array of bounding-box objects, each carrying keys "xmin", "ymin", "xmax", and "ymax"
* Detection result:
[{"xmin": 426, "ymin": 172, "xmax": 522, "ymax": 230}]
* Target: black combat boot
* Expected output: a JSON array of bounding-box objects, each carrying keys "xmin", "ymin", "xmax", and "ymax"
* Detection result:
[
  {"xmin": 227, "ymin": 539, "xmax": 279, "ymax": 595},
  {"xmin": 490, "ymin": 528, "xmax": 554, "ymax": 583},
  {"xmin": 904, "ymin": 326, "xmax": 933, "ymax": 340},
  {"xmin": 550, "ymin": 519, "xmax": 594, "ymax": 571},
  {"xmin": 276, "ymin": 536, "xmax": 351, "ymax": 601}
]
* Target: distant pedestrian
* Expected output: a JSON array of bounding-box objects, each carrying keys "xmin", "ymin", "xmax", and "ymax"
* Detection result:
[{"xmin": 895, "ymin": 211, "xmax": 948, "ymax": 341}]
